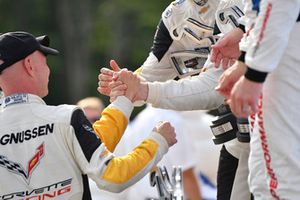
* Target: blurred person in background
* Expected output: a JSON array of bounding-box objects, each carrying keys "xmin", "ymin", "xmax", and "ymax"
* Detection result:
[{"xmin": 77, "ymin": 96, "xmax": 104, "ymax": 123}]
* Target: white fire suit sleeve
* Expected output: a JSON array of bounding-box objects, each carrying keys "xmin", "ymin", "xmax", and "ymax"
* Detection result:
[
  {"xmin": 146, "ymin": 61, "xmax": 225, "ymax": 111},
  {"xmin": 245, "ymin": 0, "xmax": 300, "ymax": 81}
]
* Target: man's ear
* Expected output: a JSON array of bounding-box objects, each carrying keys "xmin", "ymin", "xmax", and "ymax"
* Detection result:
[{"xmin": 22, "ymin": 56, "xmax": 35, "ymax": 77}]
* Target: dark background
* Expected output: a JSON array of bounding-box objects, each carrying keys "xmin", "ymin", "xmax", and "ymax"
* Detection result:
[{"xmin": 0, "ymin": 0, "xmax": 171, "ymax": 118}]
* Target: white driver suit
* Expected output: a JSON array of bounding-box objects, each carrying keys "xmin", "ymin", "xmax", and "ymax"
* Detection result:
[
  {"xmin": 138, "ymin": 0, "xmax": 251, "ymax": 199},
  {"xmin": 241, "ymin": 0, "xmax": 300, "ymax": 199},
  {"xmin": 0, "ymin": 94, "xmax": 169, "ymax": 199}
]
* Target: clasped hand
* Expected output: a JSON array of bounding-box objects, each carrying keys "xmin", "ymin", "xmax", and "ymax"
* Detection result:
[{"xmin": 97, "ymin": 60, "xmax": 143, "ymax": 103}]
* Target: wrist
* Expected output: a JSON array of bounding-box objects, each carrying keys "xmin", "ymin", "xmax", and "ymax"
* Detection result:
[
  {"xmin": 134, "ymin": 82, "xmax": 148, "ymax": 101},
  {"xmin": 125, "ymin": 91, "xmax": 135, "ymax": 102},
  {"xmin": 237, "ymin": 60, "xmax": 247, "ymax": 71},
  {"xmin": 141, "ymin": 82, "xmax": 149, "ymax": 101},
  {"xmin": 234, "ymin": 27, "xmax": 244, "ymax": 41}
]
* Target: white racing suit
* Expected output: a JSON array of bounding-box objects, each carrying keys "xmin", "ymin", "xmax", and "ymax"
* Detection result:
[
  {"xmin": 0, "ymin": 94, "xmax": 169, "ymax": 200},
  {"xmin": 242, "ymin": 0, "xmax": 300, "ymax": 199},
  {"xmin": 140, "ymin": 0, "xmax": 218, "ymax": 81},
  {"xmin": 146, "ymin": 62, "xmax": 250, "ymax": 200},
  {"xmin": 138, "ymin": 0, "xmax": 251, "ymax": 199}
]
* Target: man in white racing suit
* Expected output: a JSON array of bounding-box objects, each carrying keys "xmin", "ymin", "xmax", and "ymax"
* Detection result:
[
  {"xmin": 217, "ymin": 0, "xmax": 300, "ymax": 199},
  {"xmin": 98, "ymin": 0, "xmax": 252, "ymax": 199},
  {"xmin": 0, "ymin": 31, "xmax": 177, "ymax": 200}
]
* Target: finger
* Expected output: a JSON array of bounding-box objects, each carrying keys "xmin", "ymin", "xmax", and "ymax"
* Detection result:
[
  {"xmin": 110, "ymin": 60, "xmax": 121, "ymax": 72},
  {"xmin": 216, "ymin": 76, "xmax": 231, "ymax": 93},
  {"xmin": 229, "ymin": 59, "xmax": 236, "ymax": 67},
  {"xmin": 221, "ymin": 58, "xmax": 230, "ymax": 70},
  {"xmin": 217, "ymin": 88, "xmax": 231, "ymax": 99},
  {"xmin": 216, "ymin": 76, "xmax": 232, "ymax": 99},
  {"xmin": 216, "ymin": 71, "xmax": 226, "ymax": 87},
  {"xmin": 214, "ymin": 52, "xmax": 223, "ymax": 68},
  {"xmin": 249, "ymin": 100, "xmax": 259, "ymax": 115},
  {"xmin": 110, "ymin": 89, "xmax": 126, "ymax": 102},
  {"xmin": 112, "ymin": 72, "xmax": 120, "ymax": 81},
  {"xmin": 210, "ymin": 47, "xmax": 218, "ymax": 63},
  {"xmin": 233, "ymin": 97, "xmax": 243, "ymax": 117},
  {"xmin": 98, "ymin": 80, "xmax": 110, "ymax": 88},
  {"xmin": 227, "ymin": 94, "xmax": 238, "ymax": 117},
  {"xmin": 100, "ymin": 67, "xmax": 114, "ymax": 75},
  {"xmin": 97, "ymin": 87, "xmax": 111, "ymax": 96},
  {"xmin": 232, "ymin": 95, "xmax": 248, "ymax": 118},
  {"xmin": 99, "ymin": 73, "xmax": 113, "ymax": 81},
  {"xmin": 117, "ymin": 69, "xmax": 133, "ymax": 82},
  {"xmin": 110, "ymin": 89, "xmax": 126, "ymax": 97},
  {"xmin": 109, "ymin": 81, "xmax": 127, "ymax": 89},
  {"xmin": 241, "ymin": 104, "xmax": 251, "ymax": 118}
]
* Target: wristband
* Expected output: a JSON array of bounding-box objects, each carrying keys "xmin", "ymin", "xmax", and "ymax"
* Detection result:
[{"xmin": 244, "ymin": 67, "xmax": 268, "ymax": 83}]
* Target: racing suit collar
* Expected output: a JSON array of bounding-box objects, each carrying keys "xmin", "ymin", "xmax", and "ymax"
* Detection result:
[{"xmin": 1, "ymin": 93, "xmax": 45, "ymax": 108}]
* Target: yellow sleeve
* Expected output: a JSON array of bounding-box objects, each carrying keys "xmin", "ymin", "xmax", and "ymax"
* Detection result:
[
  {"xmin": 93, "ymin": 107, "xmax": 128, "ymax": 152},
  {"xmin": 102, "ymin": 138, "xmax": 158, "ymax": 184},
  {"xmin": 94, "ymin": 133, "xmax": 168, "ymax": 193},
  {"xmin": 134, "ymin": 67, "xmax": 142, "ymax": 75}
]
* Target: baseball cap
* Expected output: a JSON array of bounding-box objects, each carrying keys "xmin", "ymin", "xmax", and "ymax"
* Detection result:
[{"xmin": 0, "ymin": 31, "xmax": 59, "ymax": 73}]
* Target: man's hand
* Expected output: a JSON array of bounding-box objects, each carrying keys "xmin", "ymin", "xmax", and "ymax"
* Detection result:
[
  {"xmin": 215, "ymin": 61, "xmax": 247, "ymax": 99},
  {"xmin": 109, "ymin": 69, "xmax": 149, "ymax": 103},
  {"xmin": 211, "ymin": 28, "xmax": 244, "ymax": 69},
  {"xmin": 228, "ymin": 76, "xmax": 263, "ymax": 118},
  {"xmin": 97, "ymin": 60, "xmax": 121, "ymax": 96},
  {"xmin": 113, "ymin": 70, "xmax": 140, "ymax": 102},
  {"xmin": 153, "ymin": 121, "xmax": 177, "ymax": 147}
]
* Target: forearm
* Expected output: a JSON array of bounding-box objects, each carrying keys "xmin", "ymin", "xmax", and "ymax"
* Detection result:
[
  {"xmin": 183, "ymin": 168, "xmax": 203, "ymax": 200},
  {"xmin": 93, "ymin": 96, "xmax": 133, "ymax": 152},
  {"xmin": 92, "ymin": 132, "xmax": 169, "ymax": 193},
  {"xmin": 146, "ymin": 68, "xmax": 224, "ymax": 111}
]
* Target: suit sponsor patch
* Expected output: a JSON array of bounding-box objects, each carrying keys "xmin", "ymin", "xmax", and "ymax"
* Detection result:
[
  {"xmin": 173, "ymin": 0, "xmax": 186, "ymax": 6},
  {"xmin": 0, "ymin": 178, "xmax": 72, "ymax": 199},
  {"xmin": 0, "ymin": 143, "xmax": 44, "ymax": 184},
  {"xmin": 164, "ymin": 7, "xmax": 173, "ymax": 19},
  {"xmin": 0, "ymin": 123, "xmax": 54, "ymax": 145}
]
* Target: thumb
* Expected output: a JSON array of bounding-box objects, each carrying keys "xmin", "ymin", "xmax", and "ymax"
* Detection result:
[
  {"xmin": 110, "ymin": 60, "xmax": 121, "ymax": 72},
  {"xmin": 112, "ymin": 72, "xmax": 119, "ymax": 81}
]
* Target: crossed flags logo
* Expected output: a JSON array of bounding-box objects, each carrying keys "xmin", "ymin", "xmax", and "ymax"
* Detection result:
[{"xmin": 0, "ymin": 143, "xmax": 44, "ymax": 184}]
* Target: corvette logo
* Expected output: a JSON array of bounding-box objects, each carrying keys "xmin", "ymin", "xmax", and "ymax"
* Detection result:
[{"xmin": 0, "ymin": 143, "xmax": 44, "ymax": 184}]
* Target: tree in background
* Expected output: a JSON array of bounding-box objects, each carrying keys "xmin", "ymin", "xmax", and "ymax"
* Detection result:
[{"xmin": 0, "ymin": 0, "xmax": 169, "ymax": 117}]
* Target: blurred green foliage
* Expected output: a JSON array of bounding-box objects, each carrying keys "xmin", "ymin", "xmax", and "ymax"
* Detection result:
[{"xmin": 0, "ymin": 0, "xmax": 171, "ymax": 118}]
